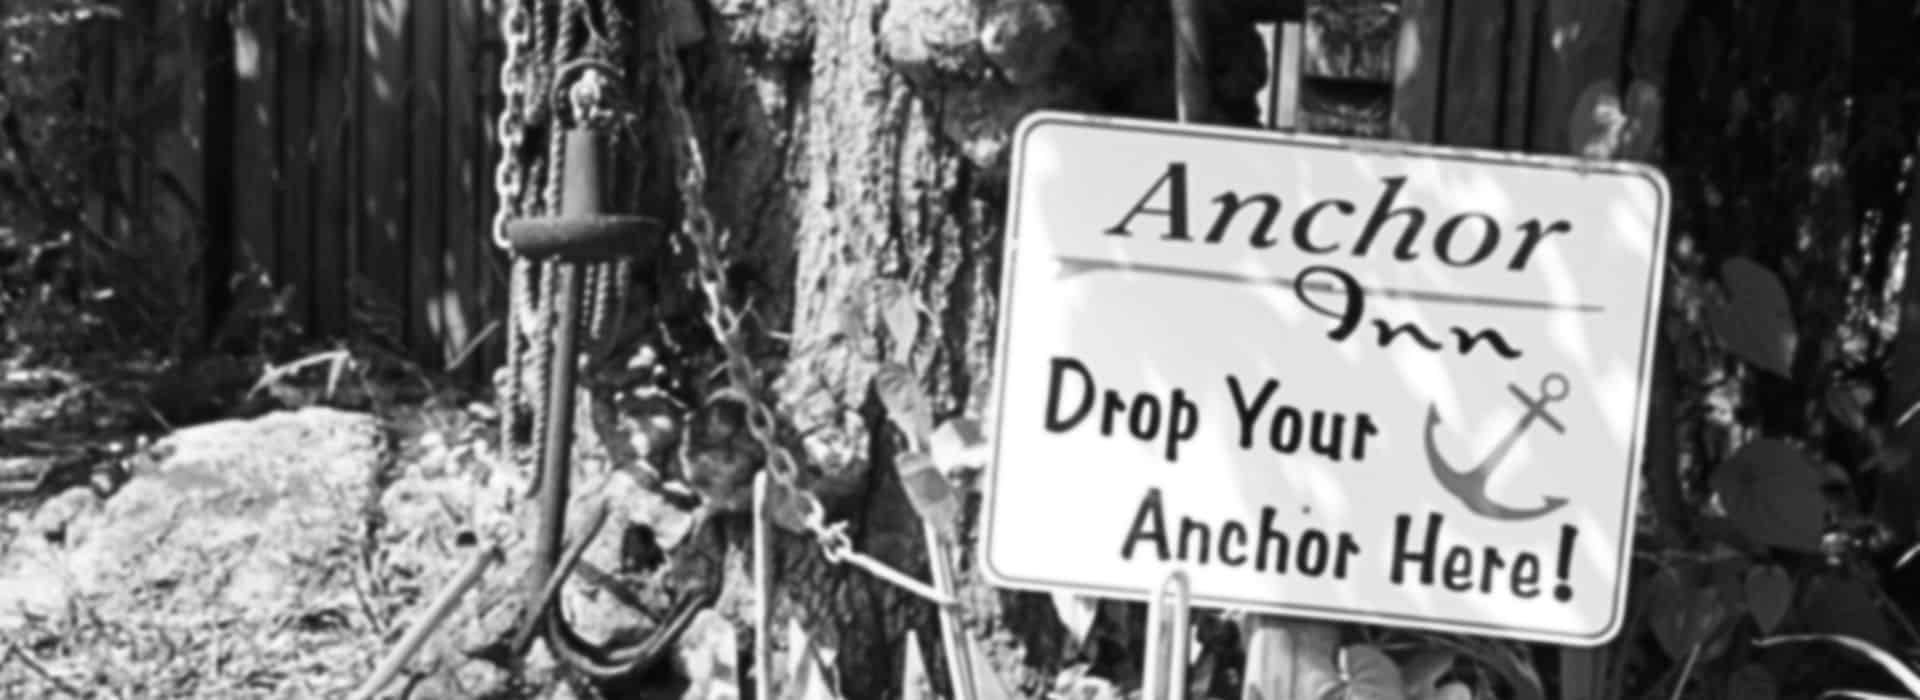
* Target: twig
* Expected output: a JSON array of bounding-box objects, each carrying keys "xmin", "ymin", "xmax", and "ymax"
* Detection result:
[
  {"xmin": 349, "ymin": 543, "xmax": 502, "ymax": 700},
  {"xmin": 2, "ymin": 642, "xmax": 90, "ymax": 698},
  {"xmin": 1667, "ymin": 641, "xmax": 1701, "ymax": 700},
  {"xmin": 445, "ymin": 319, "xmax": 502, "ymax": 373}
]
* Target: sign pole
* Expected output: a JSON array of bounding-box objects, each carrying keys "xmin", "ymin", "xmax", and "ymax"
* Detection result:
[{"xmin": 1142, "ymin": 570, "xmax": 1193, "ymax": 699}]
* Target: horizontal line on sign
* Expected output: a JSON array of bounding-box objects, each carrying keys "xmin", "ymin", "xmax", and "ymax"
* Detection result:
[{"xmin": 1055, "ymin": 256, "xmax": 1606, "ymax": 313}]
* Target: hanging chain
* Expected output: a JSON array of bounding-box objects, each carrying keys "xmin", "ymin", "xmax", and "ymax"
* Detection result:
[
  {"xmin": 494, "ymin": 0, "xmax": 537, "ymax": 455},
  {"xmin": 648, "ymin": 1, "xmax": 800, "ymax": 493},
  {"xmin": 646, "ymin": 1, "xmax": 950, "ymax": 606}
]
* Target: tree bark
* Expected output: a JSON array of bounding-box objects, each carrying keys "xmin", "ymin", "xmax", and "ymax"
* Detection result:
[{"xmin": 671, "ymin": 0, "xmax": 1272, "ymax": 696}]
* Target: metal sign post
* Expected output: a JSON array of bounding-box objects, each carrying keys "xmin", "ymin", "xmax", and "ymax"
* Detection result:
[{"xmin": 1141, "ymin": 570, "xmax": 1194, "ymax": 700}]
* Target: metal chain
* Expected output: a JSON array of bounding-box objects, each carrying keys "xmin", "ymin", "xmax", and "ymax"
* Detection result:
[
  {"xmin": 645, "ymin": 0, "xmax": 949, "ymax": 608},
  {"xmin": 494, "ymin": 0, "xmax": 537, "ymax": 454},
  {"xmin": 648, "ymin": 0, "xmax": 798, "ymax": 489}
]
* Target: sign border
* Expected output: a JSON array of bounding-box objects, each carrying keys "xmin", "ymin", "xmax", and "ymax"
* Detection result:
[{"xmin": 978, "ymin": 110, "xmax": 1671, "ymax": 647}]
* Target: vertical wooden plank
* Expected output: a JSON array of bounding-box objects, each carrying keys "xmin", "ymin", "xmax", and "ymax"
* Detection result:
[
  {"xmin": 1438, "ymin": 0, "xmax": 1507, "ymax": 148},
  {"xmin": 201, "ymin": 1, "xmax": 237, "ymax": 342},
  {"xmin": 1500, "ymin": 0, "xmax": 1542, "ymax": 150},
  {"xmin": 151, "ymin": 0, "xmax": 205, "ymax": 335},
  {"xmin": 82, "ymin": 19, "xmax": 114, "ymax": 243},
  {"xmin": 410, "ymin": 1, "xmax": 448, "ymax": 364},
  {"xmin": 1389, "ymin": 0, "xmax": 1446, "ymax": 142},
  {"xmin": 1529, "ymin": 0, "xmax": 1628, "ymax": 156},
  {"xmin": 278, "ymin": 3, "xmax": 316, "ymax": 334},
  {"xmin": 445, "ymin": 0, "xmax": 482, "ymax": 373},
  {"xmin": 312, "ymin": 1, "xmax": 351, "ymax": 338},
  {"xmin": 231, "ymin": 0, "xmax": 278, "ymax": 293},
  {"xmin": 361, "ymin": 0, "xmax": 412, "ymax": 347}
]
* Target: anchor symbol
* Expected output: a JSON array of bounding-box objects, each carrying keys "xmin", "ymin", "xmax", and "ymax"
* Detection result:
[{"xmin": 1424, "ymin": 373, "xmax": 1572, "ymax": 521}]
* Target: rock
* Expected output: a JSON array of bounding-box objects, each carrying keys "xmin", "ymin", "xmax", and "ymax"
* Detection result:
[
  {"xmin": 0, "ymin": 407, "xmax": 388, "ymax": 638},
  {"xmin": 25, "ymin": 486, "xmax": 101, "ymax": 543},
  {"xmin": 0, "ymin": 536, "xmax": 76, "ymax": 630},
  {"xmin": 674, "ymin": 610, "xmax": 740, "ymax": 699}
]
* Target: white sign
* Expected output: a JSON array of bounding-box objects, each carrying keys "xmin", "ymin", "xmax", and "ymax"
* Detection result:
[{"xmin": 980, "ymin": 112, "xmax": 1669, "ymax": 646}]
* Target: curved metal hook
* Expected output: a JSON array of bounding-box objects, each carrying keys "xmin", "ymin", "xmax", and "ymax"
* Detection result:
[{"xmin": 513, "ymin": 495, "xmax": 719, "ymax": 681}]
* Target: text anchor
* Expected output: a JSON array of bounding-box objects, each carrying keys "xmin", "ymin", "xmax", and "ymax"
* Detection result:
[{"xmin": 1423, "ymin": 373, "xmax": 1572, "ymax": 521}]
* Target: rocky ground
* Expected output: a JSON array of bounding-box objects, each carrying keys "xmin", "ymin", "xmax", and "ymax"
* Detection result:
[
  {"xmin": 0, "ymin": 344, "xmax": 1154, "ymax": 700},
  {"xmin": 0, "ymin": 352, "xmax": 733, "ymax": 699}
]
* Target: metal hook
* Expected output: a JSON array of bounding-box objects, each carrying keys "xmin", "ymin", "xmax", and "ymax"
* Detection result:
[{"xmin": 1142, "ymin": 569, "xmax": 1192, "ymax": 700}]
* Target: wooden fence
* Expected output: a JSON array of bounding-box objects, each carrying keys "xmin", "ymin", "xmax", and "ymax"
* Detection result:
[
  {"xmin": 88, "ymin": 0, "xmax": 505, "ymax": 371},
  {"xmin": 89, "ymin": 0, "xmax": 1672, "ymax": 375}
]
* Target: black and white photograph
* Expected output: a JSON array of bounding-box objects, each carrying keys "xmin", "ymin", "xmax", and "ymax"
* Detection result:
[{"xmin": 3, "ymin": 1, "xmax": 1919, "ymax": 698}]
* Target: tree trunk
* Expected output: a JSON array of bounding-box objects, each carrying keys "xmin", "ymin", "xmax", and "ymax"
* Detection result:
[{"xmin": 673, "ymin": 0, "xmax": 1273, "ymax": 695}]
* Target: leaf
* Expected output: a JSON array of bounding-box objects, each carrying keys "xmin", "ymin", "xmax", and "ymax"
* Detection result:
[
  {"xmin": 1333, "ymin": 645, "xmax": 1407, "ymax": 700},
  {"xmin": 763, "ymin": 479, "xmax": 821, "ymax": 534},
  {"xmin": 1646, "ymin": 567, "xmax": 1694, "ymax": 658},
  {"xmin": 1744, "ymin": 565, "xmax": 1793, "ymax": 634},
  {"xmin": 874, "ymin": 278, "xmax": 922, "ymax": 358},
  {"xmin": 874, "ymin": 362, "xmax": 934, "ymax": 445},
  {"xmin": 895, "ymin": 451, "xmax": 959, "ymax": 540},
  {"xmin": 966, "ymin": 631, "xmax": 1020, "ymax": 700},
  {"xmin": 1725, "ymin": 664, "xmax": 1779, "ymax": 700},
  {"xmin": 1243, "ymin": 620, "xmax": 1342, "ymax": 700},
  {"xmin": 1428, "ymin": 684, "xmax": 1471, "ymax": 700},
  {"xmin": 1754, "ymin": 635, "xmax": 1920, "ymax": 696},
  {"xmin": 1711, "ymin": 438, "xmax": 1827, "ymax": 553},
  {"xmin": 1647, "ymin": 565, "xmax": 1730, "ymax": 660},
  {"xmin": 1818, "ymin": 691, "xmax": 1917, "ymax": 700},
  {"xmin": 902, "ymin": 630, "xmax": 934, "ymax": 700},
  {"xmin": 1799, "ymin": 574, "xmax": 1894, "ymax": 648},
  {"xmin": 1050, "ymin": 590, "xmax": 1098, "ymax": 645},
  {"xmin": 1400, "ymin": 651, "xmax": 1454, "ymax": 696},
  {"xmin": 676, "ymin": 610, "xmax": 740, "ymax": 699},
  {"xmin": 1827, "ymin": 382, "xmax": 1872, "ymax": 432},
  {"xmin": 929, "ymin": 418, "xmax": 991, "ymax": 476},
  {"xmin": 1706, "ymin": 257, "xmax": 1797, "ymax": 377},
  {"xmin": 785, "ymin": 618, "xmax": 842, "ymax": 700}
]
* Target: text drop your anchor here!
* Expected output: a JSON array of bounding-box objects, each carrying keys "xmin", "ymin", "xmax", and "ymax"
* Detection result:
[
  {"xmin": 1040, "ymin": 357, "xmax": 1584, "ymax": 605},
  {"xmin": 986, "ymin": 114, "xmax": 1669, "ymax": 644}
]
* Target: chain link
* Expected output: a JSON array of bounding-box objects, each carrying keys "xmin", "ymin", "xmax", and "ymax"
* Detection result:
[
  {"xmin": 648, "ymin": 2, "xmax": 799, "ymax": 489},
  {"xmin": 494, "ymin": 0, "xmax": 537, "ymax": 455},
  {"xmin": 645, "ymin": 1, "xmax": 953, "ymax": 609},
  {"xmin": 491, "ymin": 0, "xmax": 534, "ymax": 251}
]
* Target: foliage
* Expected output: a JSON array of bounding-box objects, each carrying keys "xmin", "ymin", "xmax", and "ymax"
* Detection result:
[{"xmin": 0, "ymin": 0, "xmax": 212, "ymax": 357}]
